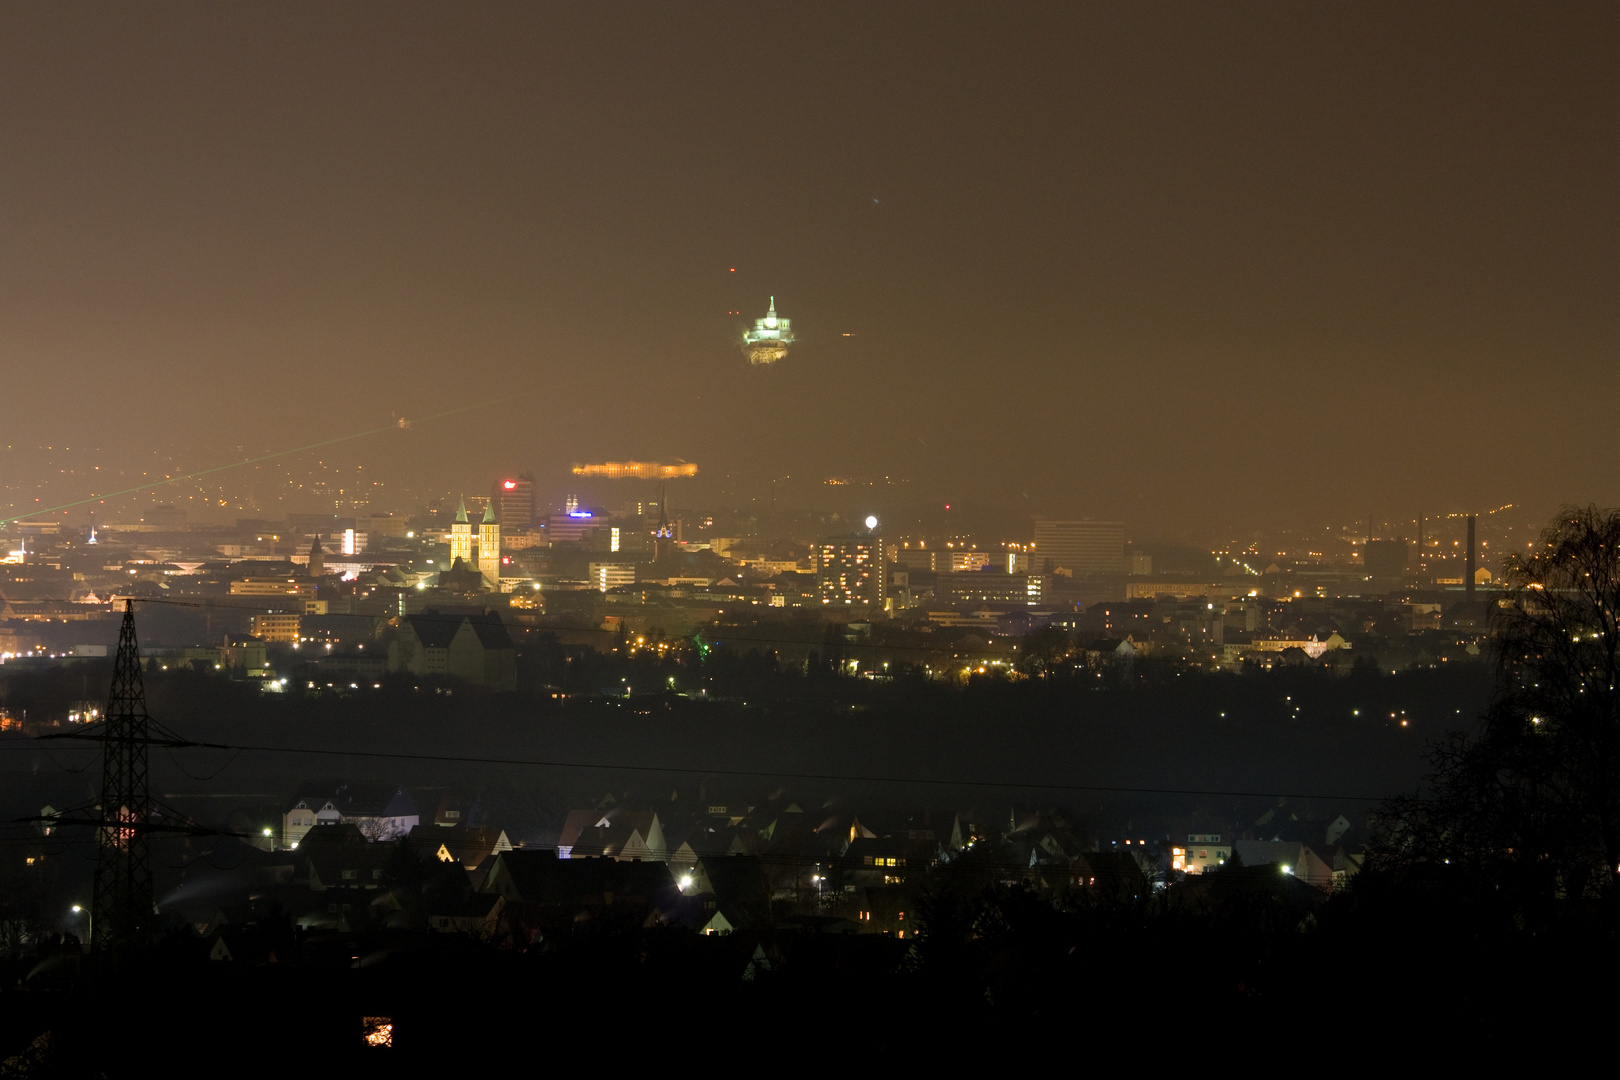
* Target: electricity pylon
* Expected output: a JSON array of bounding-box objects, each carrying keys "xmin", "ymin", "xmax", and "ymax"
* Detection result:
[{"xmin": 91, "ymin": 600, "xmax": 154, "ymax": 955}]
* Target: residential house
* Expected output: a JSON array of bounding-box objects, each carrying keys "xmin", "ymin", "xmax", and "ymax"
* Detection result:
[
  {"xmin": 479, "ymin": 849, "xmax": 681, "ymax": 945},
  {"xmin": 1232, "ymin": 840, "xmax": 1335, "ymax": 891},
  {"xmin": 283, "ymin": 783, "xmax": 419, "ymax": 845},
  {"xmin": 556, "ymin": 808, "xmax": 667, "ymax": 862},
  {"xmin": 1171, "ymin": 832, "xmax": 1232, "ymax": 876}
]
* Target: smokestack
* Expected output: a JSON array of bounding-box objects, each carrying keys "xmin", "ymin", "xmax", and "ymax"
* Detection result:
[{"xmin": 1465, "ymin": 514, "xmax": 1476, "ymax": 602}]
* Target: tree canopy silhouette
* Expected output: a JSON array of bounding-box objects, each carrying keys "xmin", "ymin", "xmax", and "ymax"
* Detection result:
[{"xmin": 1372, "ymin": 505, "xmax": 1620, "ymax": 915}]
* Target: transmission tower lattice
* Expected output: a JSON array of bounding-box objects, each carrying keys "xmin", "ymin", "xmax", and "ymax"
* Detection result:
[{"xmin": 91, "ymin": 600, "xmax": 154, "ymax": 955}]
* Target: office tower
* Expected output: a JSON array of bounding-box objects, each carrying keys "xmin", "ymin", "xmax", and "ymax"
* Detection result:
[
  {"xmin": 491, "ymin": 474, "xmax": 536, "ymax": 528},
  {"xmin": 1032, "ymin": 519, "xmax": 1125, "ymax": 575}
]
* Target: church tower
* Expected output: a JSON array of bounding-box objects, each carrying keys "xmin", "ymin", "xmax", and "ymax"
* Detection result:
[
  {"xmin": 478, "ymin": 501, "xmax": 501, "ymax": 585},
  {"xmin": 308, "ymin": 535, "xmax": 325, "ymax": 578},
  {"xmin": 450, "ymin": 498, "xmax": 473, "ymax": 565}
]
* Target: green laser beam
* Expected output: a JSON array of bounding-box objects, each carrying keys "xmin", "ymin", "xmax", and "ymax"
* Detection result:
[{"xmin": 0, "ymin": 386, "xmax": 552, "ymax": 527}]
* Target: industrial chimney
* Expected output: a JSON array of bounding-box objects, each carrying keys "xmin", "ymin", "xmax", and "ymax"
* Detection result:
[{"xmin": 1465, "ymin": 514, "xmax": 1477, "ymax": 602}]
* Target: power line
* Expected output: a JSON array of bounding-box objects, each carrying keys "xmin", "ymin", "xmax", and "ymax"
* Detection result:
[
  {"xmin": 27, "ymin": 732, "xmax": 1394, "ymax": 803},
  {"xmin": 6, "ymin": 593, "xmax": 1186, "ymax": 660}
]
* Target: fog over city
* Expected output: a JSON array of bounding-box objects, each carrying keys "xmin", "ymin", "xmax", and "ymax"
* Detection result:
[
  {"xmin": 3, "ymin": 4, "xmax": 1614, "ymax": 535},
  {"xmin": 1, "ymin": 3, "xmax": 1616, "ymax": 1065}
]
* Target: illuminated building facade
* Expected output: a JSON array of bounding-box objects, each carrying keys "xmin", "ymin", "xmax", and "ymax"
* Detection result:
[
  {"xmin": 249, "ymin": 613, "xmax": 301, "ymax": 643},
  {"xmin": 448, "ymin": 496, "xmax": 501, "ymax": 587},
  {"xmin": 1171, "ymin": 833, "xmax": 1231, "ymax": 875},
  {"xmin": 741, "ymin": 297, "xmax": 794, "ymax": 365},
  {"xmin": 478, "ymin": 503, "xmax": 501, "ymax": 584},
  {"xmin": 815, "ymin": 535, "xmax": 887, "ymax": 608},
  {"xmin": 936, "ymin": 571, "xmax": 1045, "ymax": 607},
  {"xmin": 545, "ymin": 509, "xmax": 601, "ymax": 544},
  {"xmin": 571, "ymin": 461, "xmax": 698, "ymax": 480},
  {"xmin": 950, "ymin": 551, "xmax": 991, "ymax": 572},
  {"xmin": 450, "ymin": 499, "xmax": 474, "ymax": 564},
  {"xmin": 589, "ymin": 562, "xmax": 637, "ymax": 591},
  {"xmin": 1033, "ymin": 519, "xmax": 1125, "ymax": 575},
  {"xmin": 229, "ymin": 578, "xmax": 317, "ymax": 598}
]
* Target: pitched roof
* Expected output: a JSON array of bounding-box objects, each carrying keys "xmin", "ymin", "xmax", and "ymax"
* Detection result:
[
  {"xmin": 293, "ymin": 823, "xmax": 395, "ymax": 886},
  {"xmin": 484, "ymin": 849, "xmax": 677, "ymax": 907},
  {"xmin": 410, "ymin": 824, "xmax": 512, "ymax": 867},
  {"xmin": 692, "ymin": 854, "xmax": 770, "ymax": 907},
  {"xmin": 288, "ymin": 782, "xmax": 417, "ymax": 819},
  {"xmin": 559, "ymin": 809, "xmax": 664, "ymax": 860},
  {"xmin": 461, "ymin": 612, "xmax": 513, "ymax": 650},
  {"xmin": 404, "ymin": 611, "xmax": 464, "ymax": 649},
  {"xmin": 383, "ymin": 788, "xmax": 419, "ymax": 818}
]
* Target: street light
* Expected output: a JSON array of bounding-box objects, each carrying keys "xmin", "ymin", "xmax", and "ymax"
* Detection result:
[{"xmin": 70, "ymin": 904, "xmax": 90, "ymax": 950}]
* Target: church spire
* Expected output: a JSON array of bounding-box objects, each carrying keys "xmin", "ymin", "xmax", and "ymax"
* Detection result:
[
  {"xmin": 477, "ymin": 495, "xmax": 501, "ymax": 586},
  {"xmin": 450, "ymin": 498, "xmax": 474, "ymax": 565}
]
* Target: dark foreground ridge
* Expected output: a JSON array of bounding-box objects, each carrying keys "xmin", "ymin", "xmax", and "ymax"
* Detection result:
[{"xmin": 3, "ymin": 863, "xmax": 1613, "ymax": 1072}]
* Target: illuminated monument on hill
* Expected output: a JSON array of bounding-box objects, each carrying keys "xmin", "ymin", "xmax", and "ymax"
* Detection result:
[{"xmin": 741, "ymin": 296, "xmax": 794, "ymax": 365}]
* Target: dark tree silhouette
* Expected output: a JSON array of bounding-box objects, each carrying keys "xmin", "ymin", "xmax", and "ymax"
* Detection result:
[{"xmin": 1372, "ymin": 505, "xmax": 1620, "ymax": 915}]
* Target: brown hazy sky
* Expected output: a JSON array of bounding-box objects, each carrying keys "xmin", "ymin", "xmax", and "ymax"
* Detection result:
[{"xmin": 2, "ymin": 3, "xmax": 1615, "ymax": 534}]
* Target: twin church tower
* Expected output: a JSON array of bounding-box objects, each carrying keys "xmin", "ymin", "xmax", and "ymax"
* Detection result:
[{"xmin": 449, "ymin": 497, "xmax": 501, "ymax": 586}]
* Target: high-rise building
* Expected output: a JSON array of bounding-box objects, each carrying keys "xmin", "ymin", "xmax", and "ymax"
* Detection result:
[
  {"xmin": 815, "ymin": 535, "xmax": 887, "ymax": 608},
  {"xmin": 1033, "ymin": 519, "xmax": 1125, "ymax": 575},
  {"xmin": 478, "ymin": 502, "xmax": 501, "ymax": 584},
  {"xmin": 491, "ymin": 474, "xmax": 536, "ymax": 528},
  {"xmin": 589, "ymin": 562, "xmax": 637, "ymax": 592}
]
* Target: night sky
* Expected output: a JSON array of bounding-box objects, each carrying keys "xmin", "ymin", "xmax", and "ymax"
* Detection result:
[{"xmin": 2, "ymin": 3, "xmax": 1614, "ymax": 534}]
